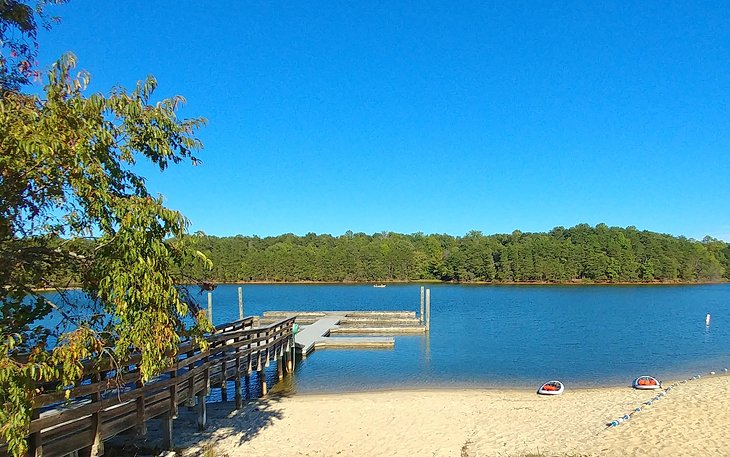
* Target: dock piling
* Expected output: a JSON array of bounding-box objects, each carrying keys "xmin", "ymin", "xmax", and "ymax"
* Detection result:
[
  {"xmin": 420, "ymin": 286, "xmax": 425, "ymax": 323},
  {"xmin": 425, "ymin": 289, "xmax": 431, "ymax": 332},
  {"xmin": 207, "ymin": 292, "xmax": 213, "ymax": 322},
  {"xmin": 258, "ymin": 368, "xmax": 268, "ymax": 397},
  {"xmin": 220, "ymin": 360, "xmax": 228, "ymax": 402},
  {"xmin": 196, "ymin": 392, "xmax": 207, "ymax": 430},
  {"xmin": 161, "ymin": 412, "xmax": 174, "ymax": 450},
  {"xmin": 238, "ymin": 287, "xmax": 244, "ymax": 320}
]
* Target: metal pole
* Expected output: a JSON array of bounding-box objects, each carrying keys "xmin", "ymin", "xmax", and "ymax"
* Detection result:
[
  {"xmin": 207, "ymin": 292, "xmax": 213, "ymax": 323},
  {"xmin": 238, "ymin": 287, "xmax": 244, "ymax": 320},
  {"xmin": 425, "ymin": 288, "xmax": 431, "ymax": 332},
  {"xmin": 420, "ymin": 286, "xmax": 425, "ymax": 323}
]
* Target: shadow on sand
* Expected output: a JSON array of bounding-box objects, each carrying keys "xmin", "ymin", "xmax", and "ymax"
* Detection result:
[{"xmin": 106, "ymin": 393, "xmax": 291, "ymax": 456}]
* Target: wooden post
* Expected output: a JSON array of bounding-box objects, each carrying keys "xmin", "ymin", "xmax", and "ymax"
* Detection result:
[
  {"xmin": 282, "ymin": 349, "xmax": 290, "ymax": 374},
  {"xmin": 170, "ymin": 363, "xmax": 178, "ymax": 419},
  {"xmin": 238, "ymin": 286, "xmax": 244, "ymax": 320},
  {"xmin": 82, "ymin": 372, "xmax": 104, "ymax": 457},
  {"xmin": 277, "ymin": 356, "xmax": 284, "ymax": 380},
  {"xmin": 258, "ymin": 368, "xmax": 268, "ymax": 397},
  {"xmin": 198, "ymin": 358, "xmax": 209, "ymax": 430},
  {"xmin": 420, "ymin": 286, "xmax": 425, "ymax": 323},
  {"xmin": 28, "ymin": 409, "xmax": 42, "ymax": 457},
  {"xmin": 135, "ymin": 379, "xmax": 147, "ymax": 437},
  {"xmin": 425, "ymin": 288, "xmax": 431, "ymax": 332},
  {"xmin": 161, "ymin": 412, "xmax": 174, "ymax": 450},
  {"xmin": 197, "ymin": 392, "xmax": 207, "ymax": 431},
  {"xmin": 220, "ymin": 360, "xmax": 228, "ymax": 402},
  {"xmin": 207, "ymin": 292, "xmax": 213, "ymax": 323},
  {"xmin": 185, "ymin": 350, "xmax": 196, "ymax": 408},
  {"xmin": 234, "ymin": 356, "xmax": 242, "ymax": 410}
]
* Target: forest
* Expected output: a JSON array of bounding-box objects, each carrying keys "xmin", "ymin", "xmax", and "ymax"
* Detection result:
[{"xmin": 182, "ymin": 224, "xmax": 730, "ymax": 284}]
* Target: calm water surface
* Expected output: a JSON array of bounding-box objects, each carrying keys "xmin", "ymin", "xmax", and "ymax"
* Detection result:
[{"xmin": 197, "ymin": 283, "xmax": 730, "ymax": 393}]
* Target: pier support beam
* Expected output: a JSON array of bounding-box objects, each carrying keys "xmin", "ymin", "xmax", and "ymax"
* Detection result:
[
  {"xmin": 258, "ymin": 369, "xmax": 268, "ymax": 397},
  {"xmin": 220, "ymin": 360, "xmax": 228, "ymax": 402},
  {"xmin": 277, "ymin": 356, "xmax": 284, "ymax": 380},
  {"xmin": 234, "ymin": 358, "xmax": 243, "ymax": 410},
  {"xmin": 161, "ymin": 412, "xmax": 174, "ymax": 450},
  {"xmin": 197, "ymin": 393, "xmax": 207, "ymax": 431},
  {"xmin": 284, "ymin": 347, "xmax": 294, "ymax": 374}
]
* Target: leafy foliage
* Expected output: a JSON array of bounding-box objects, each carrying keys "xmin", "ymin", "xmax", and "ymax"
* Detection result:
[
  {"xmin": 0, "ymin": 0, "xmax": 66, "ymax": 90},
  {"xmin": 0, "ymin": 54, "xmax": 211, "ymax": 455},
  {"xmin": 180, "ymin": 225, "xmax": 728, "ymax": 284}
]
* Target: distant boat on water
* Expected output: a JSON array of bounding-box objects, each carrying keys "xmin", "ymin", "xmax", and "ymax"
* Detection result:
[{"xmin": 373, "ymin": 284, "xmax": 386, "ymax": 288}]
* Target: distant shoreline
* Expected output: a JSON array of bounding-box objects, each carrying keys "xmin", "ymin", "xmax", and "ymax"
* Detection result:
[
  {"xmin": 32, "ymin": 279, "xmax": 728, "ymax": 293},
  {"xmin": 206, "ymin": 279, "xmax": 729, "ymax": 286}
]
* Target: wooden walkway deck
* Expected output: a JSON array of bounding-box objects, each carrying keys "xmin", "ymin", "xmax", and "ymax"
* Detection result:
[{"xmin": 1, "ymin": 317, "xmax": 296, "ymax": 457}]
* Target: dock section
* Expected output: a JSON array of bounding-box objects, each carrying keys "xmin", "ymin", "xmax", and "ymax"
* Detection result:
[{"xmin": 261, "ymin": 310, "xmax": 424, "ymax": 358}]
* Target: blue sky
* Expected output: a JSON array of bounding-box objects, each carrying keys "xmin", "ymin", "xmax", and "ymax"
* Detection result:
[{"xmin": 37, "ymin": 1, "xmax": 730, "ymax": 240}]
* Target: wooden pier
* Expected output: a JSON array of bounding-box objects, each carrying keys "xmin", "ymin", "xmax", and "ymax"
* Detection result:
[
  {"xmin": 3, "ymin": 287, "xmax": 434, "ymax": 457},
  {"xmin": 0, "ymin": 317, "xmax": 296, "ymax": 457},
  {"xmin": 261, "ymin": 310, "xmax": 424, "ymax": 358}
]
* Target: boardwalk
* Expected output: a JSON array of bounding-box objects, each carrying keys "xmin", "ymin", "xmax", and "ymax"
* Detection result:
[{"xmin": 1, "ymin": 317, "xmax": 295, "ymax": 457}]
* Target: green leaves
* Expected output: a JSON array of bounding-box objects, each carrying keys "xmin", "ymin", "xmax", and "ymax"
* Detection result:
[{"xmin": 1, "ymin": 53, "xmax": 209, "ymax": 455}]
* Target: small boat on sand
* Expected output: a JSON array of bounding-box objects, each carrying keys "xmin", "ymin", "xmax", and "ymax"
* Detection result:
[
  {"xmin": 537, "ymin": 380, "xmax": 564, "ymax": 395},
  {"xmin": 633, "ymin": 375, "xmax": 661, "ymax": 390},
  {"xmin": 373, "ymin": 284, "xmax": 386, "ymax": 288}
]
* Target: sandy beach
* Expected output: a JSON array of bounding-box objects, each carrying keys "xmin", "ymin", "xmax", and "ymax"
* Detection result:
[{"xmin": 142, "ymin": 371, "xmax": 730, "ymax": 457}]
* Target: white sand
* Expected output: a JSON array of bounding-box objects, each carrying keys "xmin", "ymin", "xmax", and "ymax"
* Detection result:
[{"xmin": 173, "ymin": 373, "xmax": 730, "ymax": 456}]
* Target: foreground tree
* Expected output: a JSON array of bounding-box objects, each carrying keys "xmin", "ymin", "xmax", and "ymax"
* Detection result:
[{"xmin": 0, "ymin": 7, "xmax": 211, "ymax": 453}]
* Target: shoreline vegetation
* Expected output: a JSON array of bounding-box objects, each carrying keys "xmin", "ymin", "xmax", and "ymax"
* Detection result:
[
  {"xmin": 180, "ymin": 224, "xmax": 730, "ymax": 285},
  {"xmin": 32, "ymin": 278, "xmax": 730, "ymax": 293},
  {"xmin": 212, "ymin": 278, "xmax": 730, "ymax": 285},
  {"xmin": 37, "ymin": 224, "xmax": 730, "ymax": 290}
]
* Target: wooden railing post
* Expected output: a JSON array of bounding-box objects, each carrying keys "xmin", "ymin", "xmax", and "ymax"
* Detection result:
[
  {"xmin": 135, "ymin": 378, "xmax": 147, "ymax": 437},
  {"xmin": 234, "ymin": 355, "xmax": 242, "ymax": 410},
  {"xmin": 197, "ymin": 355, "xmax": 209, "ymax": 431},
  {"xmin": 185, "ymin": 349, "xmax": 196, "ymax": 409},
  {"xmin": 220, "ymin": 358, "xmax": 228, "ymax": 402},
  {"xmin": 28, "ymin": 409, "xmax": 42, "ymax": 457},
  {"xmin": 161, "ymin": 412, "xmax": 174, "ymax": 450},
  {"xmin": 170, "ymin": 361, "xmax": 178, "ymax": 419},
  {"xmin": 89, "ymin": 372, "xmax": 104, "ymax": 457}
]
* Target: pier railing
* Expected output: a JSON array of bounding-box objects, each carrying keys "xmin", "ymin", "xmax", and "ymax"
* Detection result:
[{"xmin": 2, "ymin": 316, "xmax": 296, "ymax": 457}]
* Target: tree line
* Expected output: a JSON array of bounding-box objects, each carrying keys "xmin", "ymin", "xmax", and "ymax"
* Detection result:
[{"xmin": 182, "ymin": 224, "xmax": 730, "ymax": 283}]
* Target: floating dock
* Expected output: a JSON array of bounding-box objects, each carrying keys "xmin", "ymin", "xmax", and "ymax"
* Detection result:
[{"xmin": 260, "ymin": 310, "xmax": 425, "ymax": 358}]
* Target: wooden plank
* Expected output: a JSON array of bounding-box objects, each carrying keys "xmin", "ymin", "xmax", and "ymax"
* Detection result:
[
  {"xmin": 314, "ymin": 336, "xmax": 395, "ymax": 349},
  {"xmin": 329, "ymin": 326, "xmax": 425, "ymax": 334},
  {"xmin": 42, "ymin": 428, "xmax": 93, "ymax": 457}
]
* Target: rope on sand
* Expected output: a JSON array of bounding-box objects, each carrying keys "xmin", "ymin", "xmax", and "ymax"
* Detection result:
[{"xmin": 604, "ymin": 368, "xmax": 729, "ymax": 430}]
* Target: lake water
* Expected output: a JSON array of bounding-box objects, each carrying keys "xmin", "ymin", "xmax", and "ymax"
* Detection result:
[{"xmin": 196, "ymin": 283, "xmax": 730, "ymax": 393}]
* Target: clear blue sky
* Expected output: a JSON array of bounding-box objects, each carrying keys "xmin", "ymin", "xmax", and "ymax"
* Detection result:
[{"xmin": 37, "ymin": 1, "xmax": 730, "ymax": 240}]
